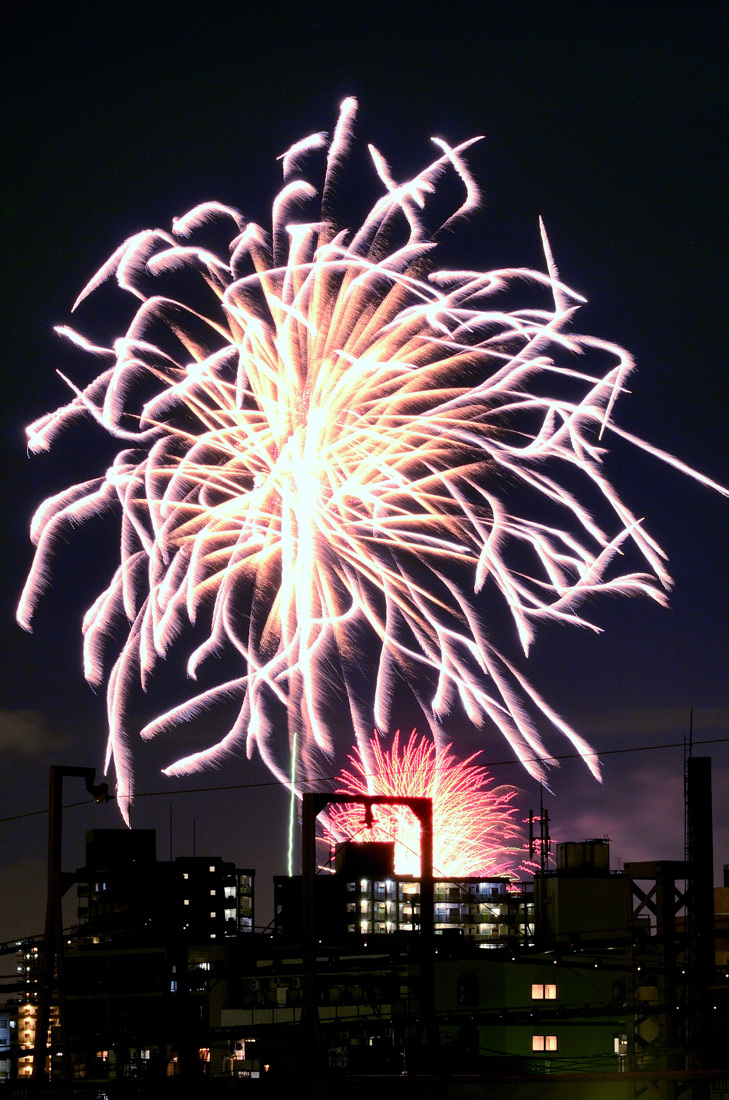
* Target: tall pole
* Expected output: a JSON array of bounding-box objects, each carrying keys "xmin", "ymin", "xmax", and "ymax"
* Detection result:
[
  {"xmin": 32, "ymin": 767, "xmax": 109, "ymax": 1084},
  {"xmin": 686, "ymin": 756, "xmax": 715, "ymax": 1088}
]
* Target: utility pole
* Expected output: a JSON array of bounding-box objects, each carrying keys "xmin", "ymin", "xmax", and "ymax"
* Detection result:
[{"xmin": 32, "ymin": 767, "xmax": 110, "ymax": 1084}]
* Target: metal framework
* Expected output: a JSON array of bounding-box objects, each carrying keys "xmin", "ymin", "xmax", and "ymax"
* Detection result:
[{"xmin": 300, "ymin": 793, "xmax": 434, "ymax": 1077}]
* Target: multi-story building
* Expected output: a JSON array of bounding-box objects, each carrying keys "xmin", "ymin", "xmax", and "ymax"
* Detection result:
[
  {"xmin": 75, "ymin": 830, "xmax": 255, "ymax": 945},
  {"xmin": 15, "ymin": 995, "xmax": 60, "ymax": 1080},
  {"xmin": 8, "ymin": 940, "xmax": 48, "ymax": 1080},
  {"xmin": 220, "ymin": 934, "xmax": 633, "ymax": 1079},
  {"xmin": 12, "ymin": 811, "xmax": 729, "ymax": 1089},
  {"xmin": 43, "ymin": 830, "xmax": 257, "ymax": 1080},
  {"xmin": 274, "ymin": 840, "xmax": 533, "ymax": 945},
  {"xmin": 433, "ymin": 879, "xmax": 531, "ymax": 944},
  {"xmin": 0, "ymin": 1005, "xmax": 16, "ymax": 1082},
  {"xmin": 168, "ymin": 856, "xmax": 254, "ymax": 942}
]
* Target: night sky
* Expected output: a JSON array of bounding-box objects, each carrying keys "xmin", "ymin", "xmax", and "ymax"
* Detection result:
[{"xmin": 1, "ymin": 3, "xmax": 727, "ymax": 952}]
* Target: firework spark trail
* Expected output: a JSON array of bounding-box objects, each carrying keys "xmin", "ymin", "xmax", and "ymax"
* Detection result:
[
  {"xmin": 325, "ymin": 731, "xmax": 525, "ymax": 878},
  {"xmin": 17, "ymin": 98, "xmax": 728, "ymax": 822}
]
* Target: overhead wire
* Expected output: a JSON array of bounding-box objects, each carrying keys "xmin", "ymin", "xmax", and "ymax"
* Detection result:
[{"xmin": 2, "ymin": 732, "xmax": 729, "ymax": 827}]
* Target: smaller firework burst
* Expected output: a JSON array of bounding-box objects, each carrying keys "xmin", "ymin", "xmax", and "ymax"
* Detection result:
[{"xmin": 325, "ymin": 730, "xmax": 525, "ymax": 878}]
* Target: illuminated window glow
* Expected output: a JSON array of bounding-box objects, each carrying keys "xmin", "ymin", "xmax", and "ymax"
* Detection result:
[
  {"xmin": 532, "ymin": 1035, "xmax": 558, "ymax": 1052},
  {"xmin": 531, "ymin": 983, "xmax": 557, "ymax": 1000}
]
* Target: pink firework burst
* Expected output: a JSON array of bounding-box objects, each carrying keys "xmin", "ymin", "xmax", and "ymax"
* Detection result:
[{"xmin": 326, "ymin": 731, "xmax": 525, "ymax": 878}]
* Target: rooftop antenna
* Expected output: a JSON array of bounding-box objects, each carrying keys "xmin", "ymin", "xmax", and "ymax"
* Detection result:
[
  {"xmin": 540, "ymin": 783, "xmax": 551, "ymax": 876},
  {"xmin": 528, "ymin": 783, "xmax": 551, "ymax": 873}
]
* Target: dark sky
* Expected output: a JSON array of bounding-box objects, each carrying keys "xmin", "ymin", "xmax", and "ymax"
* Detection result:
[{"xmin": 1, "ymin": 3, "xmax": 727, "ymax": 949}]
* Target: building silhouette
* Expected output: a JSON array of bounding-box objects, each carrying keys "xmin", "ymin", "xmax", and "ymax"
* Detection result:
[{"xmin": 3, "ymin": 758, "xmax": 728, "ymax": 1094}]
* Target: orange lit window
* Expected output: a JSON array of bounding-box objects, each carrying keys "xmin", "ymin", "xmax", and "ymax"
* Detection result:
[
  {"xmin": 531, "ymin": 983, "xmax": 557, "ymax": 1000},
  {"xmin": 532, "ymin": 1035, "xmax": 558, "ymax": 1052}
]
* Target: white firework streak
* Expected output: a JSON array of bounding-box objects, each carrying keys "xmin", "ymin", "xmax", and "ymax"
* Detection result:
[{"xmin": 17, "ymin": 98, "xmax": 728, "ymax": 822}]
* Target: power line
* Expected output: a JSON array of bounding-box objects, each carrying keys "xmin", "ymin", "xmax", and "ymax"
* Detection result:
[{"xmin": 2, "ymin": 733, "xmax": 728, "ymax": 828}]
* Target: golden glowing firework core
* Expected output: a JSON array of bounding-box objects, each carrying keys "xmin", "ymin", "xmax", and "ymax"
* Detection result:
[{"xmin": 18, "ymin": 98, "xmax": 727, "ymax": 821}]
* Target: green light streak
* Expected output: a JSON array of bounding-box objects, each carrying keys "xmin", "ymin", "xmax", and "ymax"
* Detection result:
[{"xmin": 287, "ymin": 730, "xmax": 298, "ymax": 876}]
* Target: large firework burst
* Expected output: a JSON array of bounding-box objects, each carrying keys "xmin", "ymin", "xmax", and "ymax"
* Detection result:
[
  {"xmin": 18, "ymin": 98, "xmax": 726, "ymax": 821},
  {"xmin": 325, "ymin": 731, "xmax": 524, "ymax": 878}
]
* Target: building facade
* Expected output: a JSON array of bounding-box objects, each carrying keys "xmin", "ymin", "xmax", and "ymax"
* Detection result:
[{"xmin": 75, "ymin": 830, "xmax": 255, "ymax": 944}]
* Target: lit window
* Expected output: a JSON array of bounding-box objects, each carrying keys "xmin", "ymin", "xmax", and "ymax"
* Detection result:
[
  {"xmin": 532, "ymin": 1035, "xmax": 558, "ymax": 1052},
  {"xmin": 209, "ymin": 865, "xmax": 216, "ymax": 873},
  {"xmin": 210, "ymin": 889, "xmax": 216, "ymax": 896},
  {"xmin": 614, "ymin": 1034, "xmax": 628, "ymax": 1056},
  {"xmin": 183, "ymin": 899, "xmax": 190, "ymax": 906},
  {"xmin": 210, "ymin": 912, "xmax": 216, "ymax": 918},
  {"xmin": 531, "ymin": 984, "xmax": 557, "ymax": 1000},
  {"xmin": 183, "ymin": 873, "xmax": 189, "ymax": 880}
]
